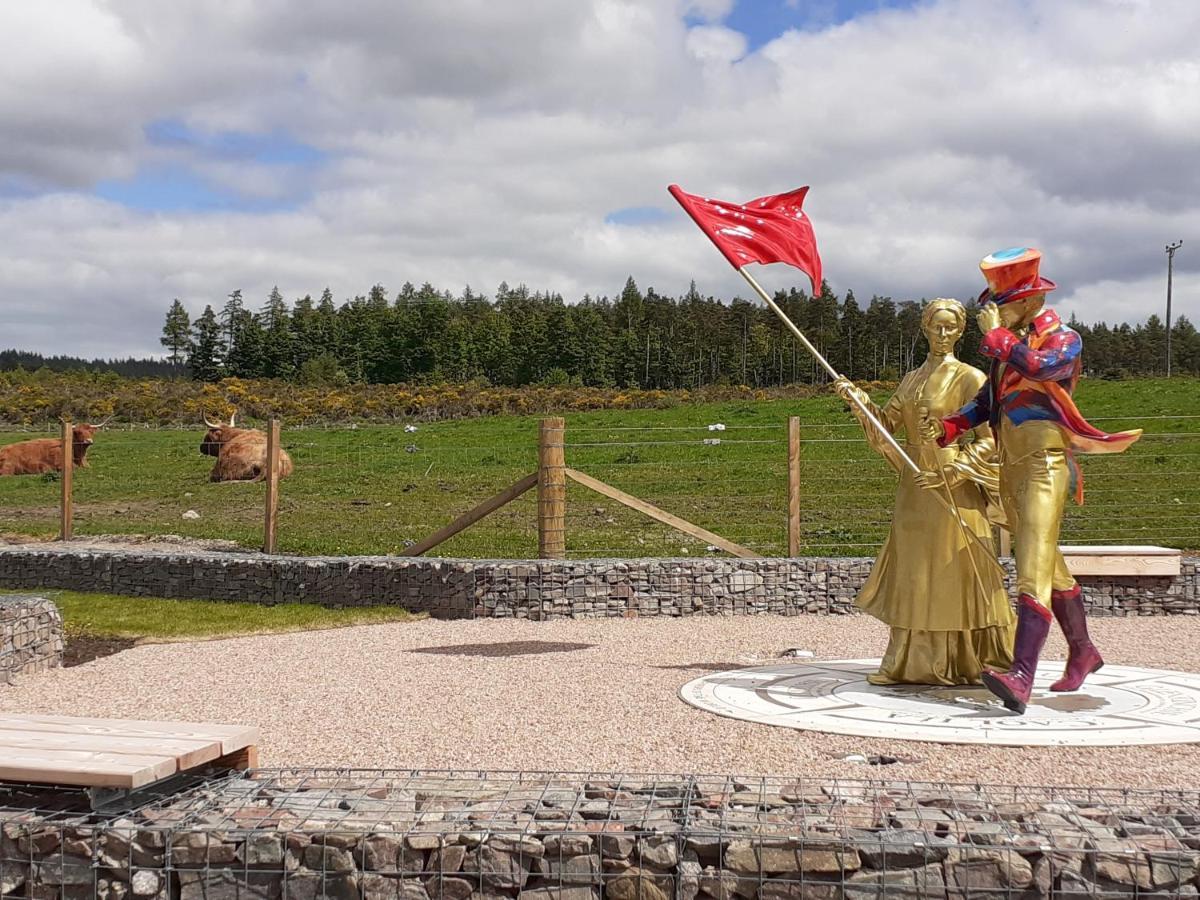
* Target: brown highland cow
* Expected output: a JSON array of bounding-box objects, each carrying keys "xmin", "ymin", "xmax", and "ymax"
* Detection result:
[
  {"xmin": 200, "ymin": 413, "xmax": 294, "ymax": 482},
  {"xmin": 0, "ymin": 423, "xmax": 102, "ymax": 476}
]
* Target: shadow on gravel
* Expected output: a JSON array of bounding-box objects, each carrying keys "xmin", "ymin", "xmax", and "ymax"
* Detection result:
[
  {"xmin": 409, "ymin": 641, "xmax": 596, "ymax": 657},
  {"xmin": 63, "ymin": 635, "xmax": 138, "ymax": 667}
]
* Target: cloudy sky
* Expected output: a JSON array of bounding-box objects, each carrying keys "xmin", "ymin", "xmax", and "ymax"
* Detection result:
[{"xmin": 2, "ymin": 0, "xmax": 1197, "ymax": 358}]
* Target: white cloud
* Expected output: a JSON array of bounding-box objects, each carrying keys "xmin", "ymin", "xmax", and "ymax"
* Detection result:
[
  {"xmin": 0, "ymin": 0, "xmax": 1198, "ymax": 357},
  {"xmin": 686, "ymin": 25, "xmax": 748, "ymax": 64}
]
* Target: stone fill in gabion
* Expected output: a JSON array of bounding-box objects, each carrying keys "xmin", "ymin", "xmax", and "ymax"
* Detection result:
[
  {"xmin": 0, "ymin": 595, "xmax": 61, "ymax": 684},
  {"xmin": 1, "ymin": 545, "xmax": 1196, "ymax": 619},
  {"xmin": 3, "ymin": 770, "xmax": 1200, "ymax": 899}
]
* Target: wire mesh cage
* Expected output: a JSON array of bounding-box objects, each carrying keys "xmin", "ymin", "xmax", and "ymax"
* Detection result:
[{"xmin": 3, "ymin": 769, "xmax": 1199, "ymax": 898}]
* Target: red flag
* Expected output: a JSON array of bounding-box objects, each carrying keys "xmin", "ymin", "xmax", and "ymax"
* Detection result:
[{"xmin": 668, "ymin": 184, "xmax": 822, "ymax": 294}]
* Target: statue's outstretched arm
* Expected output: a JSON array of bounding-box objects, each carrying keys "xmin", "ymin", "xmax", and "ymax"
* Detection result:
[{"xmin": 834, "ymin": 377, "xmax": 905, "ymax": 473}]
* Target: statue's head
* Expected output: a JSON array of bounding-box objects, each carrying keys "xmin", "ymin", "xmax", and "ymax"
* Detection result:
[
  {"xmin": 998, "ymin": 293, "xmax": 1047, "ymax": 328},
  {"xmin": 979, "ymin": 247, "xmax": 1055, "ymax": 327},
  {"xmin": 921, "ymin": 298, "xmax": 966, "ymax": 355}
]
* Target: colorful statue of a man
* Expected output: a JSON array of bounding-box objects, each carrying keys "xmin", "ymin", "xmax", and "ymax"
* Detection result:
[{"xmin": 921, "ymin": 248, "xmax": 1142, "ymax": 714}]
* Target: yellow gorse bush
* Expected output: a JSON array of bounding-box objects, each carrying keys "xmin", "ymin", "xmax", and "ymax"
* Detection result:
[{"xmin": 0, "ymin": 371, "xmax": 839, "ymax": 426}]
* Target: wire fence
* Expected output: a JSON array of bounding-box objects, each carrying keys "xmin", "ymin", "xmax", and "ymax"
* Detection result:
[
  {"xmin": 561, "ymin": 414, "xmax": 1200, "ymax": 557},
  {"xmin": 0, "ymin": 412, "xmax": 1196, "ymax": 559}
]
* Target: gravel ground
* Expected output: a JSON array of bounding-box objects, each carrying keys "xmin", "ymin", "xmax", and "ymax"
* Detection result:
[{"xmin": 7, "ymin": 614, "xmax": 1200, "ymax": 789}]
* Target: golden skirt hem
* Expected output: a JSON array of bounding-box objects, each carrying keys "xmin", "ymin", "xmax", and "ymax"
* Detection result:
[{"xmin": 868, "ymin": 623, "xmax": 1015, "ymax": 686}]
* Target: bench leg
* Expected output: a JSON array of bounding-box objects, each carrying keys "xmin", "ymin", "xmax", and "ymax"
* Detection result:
[{"xmin": 215, "ymin": 745, "xmax": 258, "ymax": 770}]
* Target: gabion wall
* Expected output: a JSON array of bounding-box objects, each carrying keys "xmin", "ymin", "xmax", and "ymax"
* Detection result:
[
  {"xmin": 0, "ymin": 546, "xmax": 1196, "ymax": 621},
  {"xmin": 3, "ymin": 770, "xmax": 1199, "ymax": 899},
  {"xmin": 0, "ymin": 594, "xmax": 62, "ymax": 684}
]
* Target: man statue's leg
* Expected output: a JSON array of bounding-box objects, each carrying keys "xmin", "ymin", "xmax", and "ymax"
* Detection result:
[
  {"xmin": 981, "ymin": 594, "xmax": 1050, "ymax": 714},
  {"xmin": 1048, "ymin": 551, "xmax": 1103, "ymax": 691},
  {"xmin": 980, "ymin": 451, "xmax": 1067, "ymax": 713}
]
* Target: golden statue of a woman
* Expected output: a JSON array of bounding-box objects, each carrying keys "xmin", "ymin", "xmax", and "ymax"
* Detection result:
[{"xmin": 834, "ymin": 298, "xmax": 1014, "ymax": 685}]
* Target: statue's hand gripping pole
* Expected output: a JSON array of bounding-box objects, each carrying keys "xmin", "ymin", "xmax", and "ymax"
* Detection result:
[{"xmin": 735, "ymin": 267, "xmax": 1004, "ymax": 579}]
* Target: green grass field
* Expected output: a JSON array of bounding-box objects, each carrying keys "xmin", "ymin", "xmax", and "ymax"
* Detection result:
[
  {"xmin": 2, "ymin": 589, "xmax": 419, "ymax": 666},
  {"xmin": 1, "ymin": 377, "xmax": 1196, "ymax": 558},
  {"xmin": 39, "ymin": 590, "xmax": 420, "ymax": 641}
]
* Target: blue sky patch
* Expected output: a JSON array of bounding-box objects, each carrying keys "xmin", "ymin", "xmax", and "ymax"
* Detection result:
[
  {"xmin": 606, "ymin": 206, "xmax": 672, "ymax": 226},
  {"xmin": 92, "ymin": 119, "xmax": 326, "ymax": 213},
  {"xmin": 94, "ymin": 163, "xmax": 300, "ymax": 213},
  {"xmin": 146, "ymin": 118, "xmax": 326, "ymax": 166},
  {"xmin": 691, "ymin": 0, "xmax": 924, "ymax": 53},
  {"xmin": 0, "ymin": 176, "xmax": 43, "ymax": 200}
]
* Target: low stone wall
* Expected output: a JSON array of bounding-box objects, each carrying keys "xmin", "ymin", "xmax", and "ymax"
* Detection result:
[
  {"xmin": 4, "ymin": 770, "xmax": 1198, "ymax": 899},
  {"xmin": 0, "ymin": 594, "xmax": 62, "ymax": 683},
  {"xmin": 0, "ymin": 546, "xmax": 475, "ymax": 619},
  {"xmin": 0, "ymin": 545, "xmax": 1196, "ymax": 620}
]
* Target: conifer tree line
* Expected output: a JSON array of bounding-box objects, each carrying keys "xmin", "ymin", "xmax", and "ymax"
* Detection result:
[
  {"xmin": 0, "ymin": 349, "xmax": 182, "ymax": 378},
  {"xmin": 162, "ymin": 279, "xmax": 1200, "ymax": 387}
]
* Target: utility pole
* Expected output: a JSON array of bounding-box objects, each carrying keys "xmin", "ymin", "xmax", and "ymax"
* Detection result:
[{"xmin": 1166, "ymin": 240, "xmax": 1183, "ymax": 377}]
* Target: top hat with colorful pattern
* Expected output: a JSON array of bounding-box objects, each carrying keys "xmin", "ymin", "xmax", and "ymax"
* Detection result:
[{"xmin": 978, "ymin": 247, "xmax": 1057, "ymax": 305}]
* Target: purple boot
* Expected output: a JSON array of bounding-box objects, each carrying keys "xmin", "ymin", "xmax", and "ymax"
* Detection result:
[
  {"xmin": 1049, "ymin": 585, "xmax": 1104, "ymax": 692},
  {"xmin": 981, "ymin": 595, "xmax": 1051, "ymax": 714}
]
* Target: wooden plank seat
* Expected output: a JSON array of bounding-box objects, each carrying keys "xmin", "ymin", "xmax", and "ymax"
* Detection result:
[
  {"xmin": 1059, "ymin": 545, "xmax": 1182, "ymax": 577},
  {"xmin": 0, "ymin": 714, "xmax": 259, "ymax": 790}
]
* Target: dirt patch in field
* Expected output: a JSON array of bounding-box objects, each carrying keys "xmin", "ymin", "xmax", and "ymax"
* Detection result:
[
  {"xmin": 0, "ymin": 506, "xmax": 59, "ymax": 520},
  {"xmin": 0, "ymin": 499, "xmax": 168, "ymax": 518},
  {"xmin": 77, "ymin": 500, "xmax": 175, "ymax": 518},
  {"xmin": 0, "ymin": 532, "xmax": 252, "ymax": 555}
]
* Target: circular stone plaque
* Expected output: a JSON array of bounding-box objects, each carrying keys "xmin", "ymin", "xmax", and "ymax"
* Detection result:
[{"xmin": 680, "ymin": 659, "xmax": 1200, "ymax": 746}]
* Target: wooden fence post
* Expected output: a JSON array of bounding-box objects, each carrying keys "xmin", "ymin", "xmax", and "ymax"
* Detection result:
[
  {"xmin": 788, "ymin": 416, "xmax": 801, "ymax": 557},
  {"xmin": 263, "ymin": 418, "xmax": 281, "ymax": 554},
  {"xmin": 538, "ymin": 417, "xmax": 566, "ymax": 559},
  {"xmin": 59, "ymin": 421, "xmax": 73, "ymax": 541}
]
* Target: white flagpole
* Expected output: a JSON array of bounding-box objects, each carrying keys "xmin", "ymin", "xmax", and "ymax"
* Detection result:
[{"xmin": 737, "ymin": 266, "xmax": 1004, "ymax": 578}]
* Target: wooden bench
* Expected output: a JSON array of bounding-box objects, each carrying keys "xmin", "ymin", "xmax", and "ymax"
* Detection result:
[
  {"xmin": 996, "ymin": 533, "xmax": 1183, "ymax": 577},
  {"xmin": 0, "ymin": 714, "xmax": 259, "ymax": 796},
  {"xmin": 1059, "ymin": 545, "xmax": 1182, "ymax": 577}
]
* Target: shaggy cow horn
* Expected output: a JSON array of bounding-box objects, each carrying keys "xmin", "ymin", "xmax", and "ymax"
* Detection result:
[
  {"xmin": 229, "ymin": 410, "xmax": 237, "ymax": 426},
  {"xmin": 95, "ymin": 416, "xmax": 113, "ymax": 428},
  {"xmin": 203, "ymin": 413, "xmax": 223, "ymax": 429}
]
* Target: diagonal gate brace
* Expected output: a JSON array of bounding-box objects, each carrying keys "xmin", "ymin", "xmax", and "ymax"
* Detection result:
[
  {"xmin": 406, "ymin": 472, "xmax": 538, "ymax": 557},
  {"xmin": 564, "ymin": 467, "xmax": 760, "ymax": 559}
]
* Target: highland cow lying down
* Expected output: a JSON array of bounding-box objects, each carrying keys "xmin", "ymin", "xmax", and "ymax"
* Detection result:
[
  {"xmin": 200, "ymin": 414, "xmax": 294, "ymax": 482},
  {"xmin": 0, "ymin": 423, "xmax": 101, "ymax": 476}
]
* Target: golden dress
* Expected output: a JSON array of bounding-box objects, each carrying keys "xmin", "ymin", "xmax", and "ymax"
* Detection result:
[{"xmin": 851, "ymin": 358, "xmax": 1014, "ymax": 685}]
